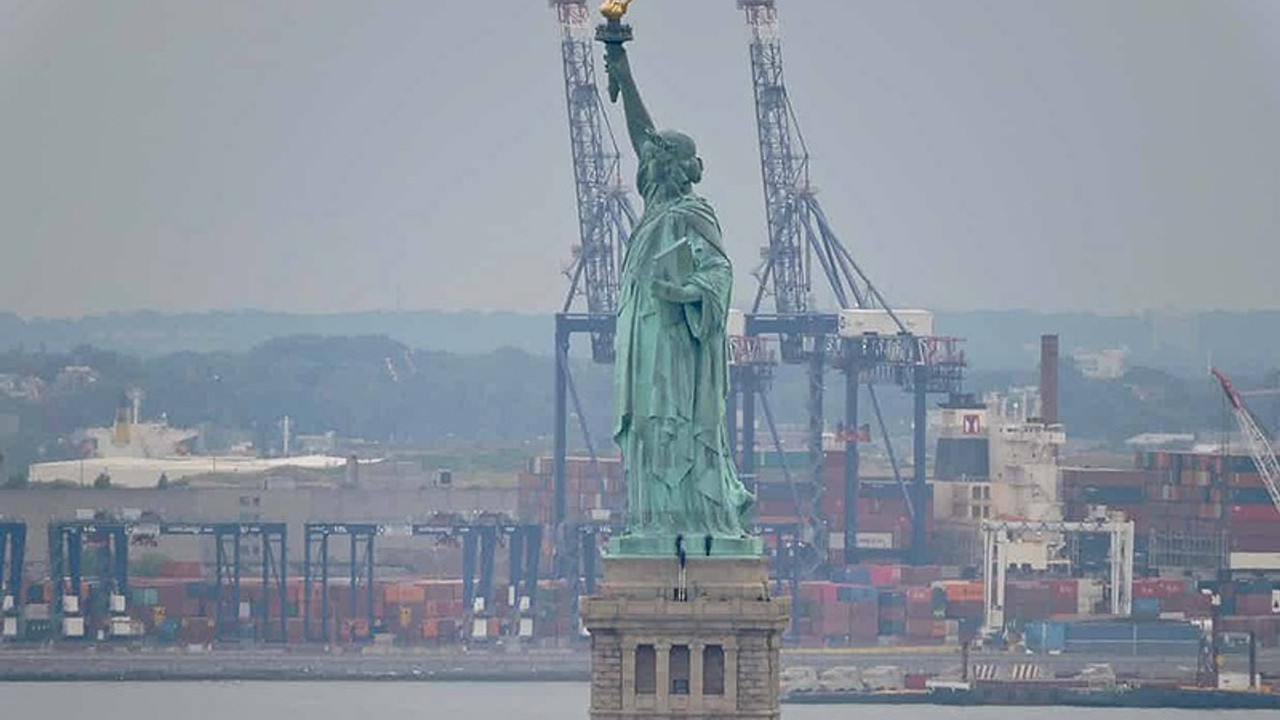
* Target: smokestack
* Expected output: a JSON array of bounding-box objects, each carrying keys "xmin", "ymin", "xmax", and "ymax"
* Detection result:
[
  {"xmin": 345, "ymin": 455, "xmax": 359, "ymax": 488},
  {"xmin": 1040, "ymin": 334, "xmax": 1059, "ymax": 424}
]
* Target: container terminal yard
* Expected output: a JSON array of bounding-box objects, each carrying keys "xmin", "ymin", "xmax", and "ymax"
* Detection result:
[
  {"xmin": 1, "ymin": 350, "xmax": 1278, "ymax": 700},
  {"xmin": 1, "ymin": 0, "xmax": 1278, "ymax": 706}
]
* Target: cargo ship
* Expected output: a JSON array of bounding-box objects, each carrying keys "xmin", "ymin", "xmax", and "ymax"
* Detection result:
[
  {"xmin": 781, "ymin": 625, "xmax": 1280, "ymax": 709},
  {"xmin": 783, "ymin": 681, "xmax": 1280, "ymax": 709}
]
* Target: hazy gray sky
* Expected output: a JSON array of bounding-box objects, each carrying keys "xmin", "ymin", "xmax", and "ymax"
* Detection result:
[{"xmin": 3, "ymin": 1, "xmax": 1278, "ymax": 318}]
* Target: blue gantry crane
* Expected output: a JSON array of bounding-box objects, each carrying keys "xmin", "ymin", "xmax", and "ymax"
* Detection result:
[
  {"xmin": 0, "ymin": 521, "xmax": 25, "ymax": 638},
  {"xmin": 736, "ymin": 0, "xmax": 966, "ymax": 565},
  {"xmin": 301, "ymin": 515, "xmax": 544, "ymax": 644},
  {"xmin": 48, "ymin": 517, "xmax": 287, "ymax": 642}
]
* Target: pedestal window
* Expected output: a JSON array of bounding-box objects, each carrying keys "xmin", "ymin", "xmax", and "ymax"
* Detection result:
[
  {"xmin": 702, "ymin": 644, "xmax": 725, "ymax": 695},
  {"xmin": 635, "ymin": 644, "xmax": 657, "ymax": 695},
  {"xmin": 669, "ymin": 644, "xmax": 691, "ymax": 695}
]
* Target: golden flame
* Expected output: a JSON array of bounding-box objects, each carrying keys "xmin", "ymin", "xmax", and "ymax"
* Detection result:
[{"xmin": 600, "ymin": 0, "xmax": 633, "ymax": 22}]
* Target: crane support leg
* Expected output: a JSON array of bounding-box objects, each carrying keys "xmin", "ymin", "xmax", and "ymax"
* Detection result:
[
  {"xmin": 843, "ymin": 359, "xmax": 860, "ymax": 566},
  {"xmin": 912, "ymin": 367, "xmax": 929, "ymax": 565}
]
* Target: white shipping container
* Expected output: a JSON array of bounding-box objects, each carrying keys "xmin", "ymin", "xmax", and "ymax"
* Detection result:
[
  {"xmin": 818, "ymin": 667, "xmax": 862, "ymax": 693},
  {"xmin": 828, "ymin": 532, "xmax": 844, "ymax": 550},
  {"xmin": 518, "ymin": 618, "xmax": 534, "ymax": 638},
  {"xmin": 62, "ymin": 596, "xmax": 79, "ymax": 615},
  {"xmin": 62, "ymin": 617, "xmax": 85, "ymax": 638},
  {"xmin": 838, "ymin": 309, "xmax": 934, "ymax": 338},
  {"xmin": 1229, "ymin": 552, "xmax": 1280, "ymax": 571},
  {"xmin": 238, "ymin": 601, "xmax": 251, "ymax": 620},
  {"xmin": 856, "ymin": 533, "xmax": 895, "ymax": 550},
  {"xmin": 861, "ymin": 665, "xmax": 907, "ymax": 691},
  {"xmin": 110, "ymin": 594, "xmax": 126, "ymax": 614},
  {"xmin": 1218, "ymin": 672, "xmax": 1254, "ymax": 690},
  {"xmin": 519, "ymin": 596, "xmax": 531, "ymax": 612},
  {"xmin": 471, "ymin": 618, "xmax": 488, "ymax": 639},
  {"xmin": 1078, "ymin": 579, "xmax": 1104, "ymax": 615},
  {"xmin": 472, "ymin": 597, "xmax": 485, "ymax": 614},
  {"xmin": 110, "ymin": 617, "xmax": 134, "ymax": 637},
  {"xmin": 727, "ymin": 309, "xmax": 746, "ymax": 338},
  {"xmin": 2, "ymin": 617, "xmax": 17, "ymax": 638},
  {"xmin": 24, "ymin": 604, "xmax": 49, "ymax": 621},
  {"xmin": 1, "ymin": 595, "xmax": 12, "ymax": 612}
]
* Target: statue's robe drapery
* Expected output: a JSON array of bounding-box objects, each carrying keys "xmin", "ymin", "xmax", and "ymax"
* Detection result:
[{"xmin": 613, "ymin": 163, "xmax": 754, "ymax": 537}]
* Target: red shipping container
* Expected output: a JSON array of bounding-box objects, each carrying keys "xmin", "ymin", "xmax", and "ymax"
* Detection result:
[
  {"xmin": 1133, "ymin": 578, "xmax": 1187, "ymax": 599},
  {"xmin": 819, "ymin": 611, "xmax": 849, "ymax": 637},
  {"xmin": 869, "ymin": 565, "xmax": 903, "ymax": 587},
  {"xmin": 848, "ymin": 602, "xmax": 879, "ymax": 641},
  {"xmin": 1229, "ymin": 473, "xmax": 1266, "ymax": 489},
  {"xmin": 1231, "ymin": 505, "xmax": 1280, "ymax": 523},
  {"xmin": 800, "ymin": 581, "xmax": 838, "ymax": 606},
  {"xmin": 903, "ymin": 566, "xmax": 942, "ymax": 586},
  {"xmin": 907, "ymin": 601, "xmax": 933, "ymax": 620},
  {"xmin": 1237, "ymin": 593, "xmax": 1275, "ymax": 616},
  {"xmin": 947, "ymin": 597, "xmax": 983, "ymax": 620},
  {"xmin": 905, "ymin": 586, "xmax": 932, "ymax": 604},
  {"xmin": 905, "ymin": 617, "xmax": 945, "ymax": 639},
  {"xmin": 1161, "ymin": 594, "xmax": 1187, "ymax": 613},
  {"xmin": 1049, "ymin": 579, "xmax": 1079, "ymax": 603},
  {"xmin": 1231, "ymin": 527, "xmax": 1280, "ymax": 552}
]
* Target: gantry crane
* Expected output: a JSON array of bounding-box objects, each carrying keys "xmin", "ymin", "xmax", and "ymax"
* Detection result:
[
  {"xmin": 736, "ymin": 0, "xmax": 965, "ymax": 565},
  {"xmin": 0, "ymin": 522, "xmax": 24, "ymax": 640},
  {"xmin": 548, "ymin": 0, "xmax": 637, "ymax": 559},
  {"xmin": 301, "ymin": 515, "xmax": 543, "ymax": 644},
  {"xmin": 48, "ymin": 518, "xmax": 287, "ymax": 642},
  {"xmin": 1211, "ymin": 367, "xmax": 1280, "ymax": 514}
]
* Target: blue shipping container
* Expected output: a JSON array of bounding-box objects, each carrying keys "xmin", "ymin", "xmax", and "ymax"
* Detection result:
[
  {"xmin": 831, "ymin": 566, "xmax": 872, "ymax": 585},
  {"xmin": 1066, "ymin": 620, "xmax": 1202, "ymax": 643},
  {"xmin": 1135, "ymin": 622, "xmax": 1202, "ymax": 641},
  {"xmin": 1225, "ymin": 456, "xmax": 1259, "ymax": 474},
  {"xmin": 836, "ymin": 585, "xmax": 879, "ymax": 603},
  {"xmin": 1132, "ymin": 597, "xmax": 1161, "ymax": 621},
  {"xmin": 1231, "ymin": 488, "xmax": 1274, "ymax": 505},
  {"xmin": 1065, "ymin": 639, "xmax": 1200, "ymax": 657},
  {"xmin": 878, "ymin": 591, "xmax": 906, "ymax": 607},
  {"xmin": 1065, "ymin": 622, "xmax": 1135, "ymax": 641},
  {"xmin": 1025, "ymin": 621, "xmax": 1066, "ymax": 653}
]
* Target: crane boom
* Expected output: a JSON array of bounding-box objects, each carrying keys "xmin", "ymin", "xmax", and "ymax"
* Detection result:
[
  {"xmin": 739, "ymin": 0, "xmax": 811, "ymax": 319},
  {"xmin": 552, "ymin": 0, "xmax": 637, "ymax": 363},
  {"xmin": 1211, "ymin": 367, "xmax": 1280, "ymax": 514}
]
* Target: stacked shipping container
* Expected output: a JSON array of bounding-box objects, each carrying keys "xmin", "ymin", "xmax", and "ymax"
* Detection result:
[
  {"xmin": 1064, "ymin": 452, "xmax": 1280, "ymax": 570},
  {"xmin": 516, "ymin": 456, "xmax": 625, "ymax": 525}
]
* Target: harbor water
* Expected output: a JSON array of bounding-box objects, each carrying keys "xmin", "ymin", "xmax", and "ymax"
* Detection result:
[{"xmin": 0, "ymin": 682, "xmax": 1276, "ymax": 719}]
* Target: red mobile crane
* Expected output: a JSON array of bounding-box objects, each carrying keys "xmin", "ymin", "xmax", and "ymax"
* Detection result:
[{"xmin": 1211, "ymin": 367, "xmax": 1280, "ymax": 515}]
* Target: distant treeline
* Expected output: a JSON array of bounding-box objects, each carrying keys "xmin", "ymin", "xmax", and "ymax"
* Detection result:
[
  {"xmin": 0, "ymin": 335, "xmax": 1275, "ymax": 480},
  {"xmin": 1, "ymin": 309, "xmax": 1279, "ymax": 374},
  {"xmin": 0, "ymin": 337, "xmax": 610, "ymax": 478}
]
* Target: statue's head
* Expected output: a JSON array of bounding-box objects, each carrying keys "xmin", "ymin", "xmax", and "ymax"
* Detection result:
[{"xmin": 640, "ymin": 129, "xmax": 704, "ymax": 197}]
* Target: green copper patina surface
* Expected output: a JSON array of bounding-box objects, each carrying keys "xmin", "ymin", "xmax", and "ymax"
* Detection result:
[{"xmin": 600, "ymin": 12, "xmax": 758, "ymax": 556}]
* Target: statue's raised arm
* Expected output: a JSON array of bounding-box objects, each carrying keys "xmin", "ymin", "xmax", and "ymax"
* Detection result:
[{"xmin": 598, "ymin": 2, "xmax": 655, "ymax": 159}]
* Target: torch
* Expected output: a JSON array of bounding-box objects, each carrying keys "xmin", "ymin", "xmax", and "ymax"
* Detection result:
[{"xmin": 596, "ymin": 0, "xmax": 635, "ymax": 103}]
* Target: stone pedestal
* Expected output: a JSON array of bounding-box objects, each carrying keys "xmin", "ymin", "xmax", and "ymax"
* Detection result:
[{"xmin": 581, "ymin": 554, "xmax": 790, "ymax": 720}]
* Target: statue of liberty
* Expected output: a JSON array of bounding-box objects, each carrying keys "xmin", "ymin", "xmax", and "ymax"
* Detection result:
[{"xmin": 599, "ymin": 1, "xmax": 754, "ymax": 545}]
